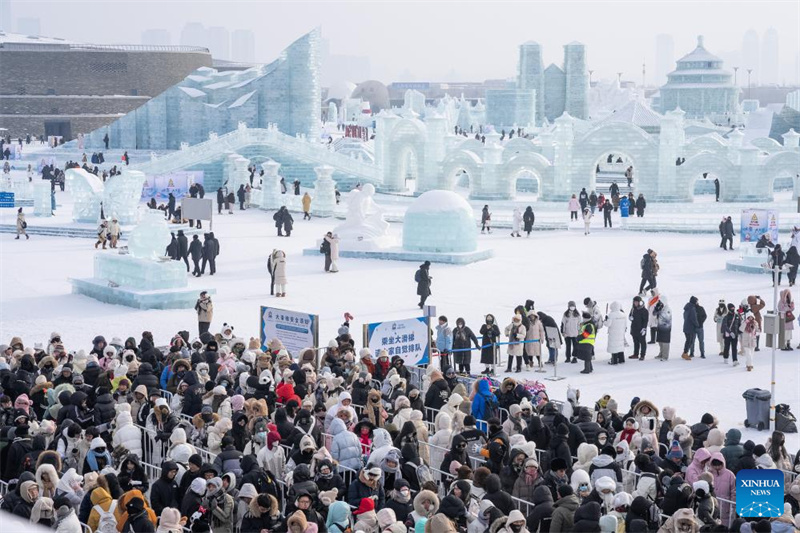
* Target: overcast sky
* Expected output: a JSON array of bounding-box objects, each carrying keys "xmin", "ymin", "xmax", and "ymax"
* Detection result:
[{"xmin": 11, "ymin": 0, "xmax": 800, "ymax": 84}]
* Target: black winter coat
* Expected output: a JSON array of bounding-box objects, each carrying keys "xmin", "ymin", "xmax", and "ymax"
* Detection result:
[
  {"xmin": 479, "ymin": 323, "xmax": 500, "ymax": 365},
  {"xmin": 177, "ymin": 232, "xmax": 188, "ymax": 258},
  {"xmin": 189, "ymin": 238, "xmax": 203, "ymax": 260},
  {"xmin": 93, "ymin": 393, "xmax": 116, "ymax": 426},
  {"xmin": 630, "ymin": 306, "xmax": 649, "ymax": 335},
  {"xmin": 483, "ymin": 475, "xmax": 515, "ymax": 515},
  {"xmin": 149, "ymin": 472, "xmax": 178, "ymax": 516},
  {"xmin": 424, "ymin": 378, "xmax": 450, "ymax": 411},
  {"xmin": 452, "ymin": 325, "xmax": 479, "ymax": 365}
]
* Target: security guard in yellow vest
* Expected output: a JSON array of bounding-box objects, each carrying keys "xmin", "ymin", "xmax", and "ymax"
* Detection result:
[{"xmin": 576, "ymin": 312, "xmax": 596, "ymax": 374}]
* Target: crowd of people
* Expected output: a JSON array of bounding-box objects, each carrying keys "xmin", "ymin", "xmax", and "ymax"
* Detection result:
[{"xmin": 0, "ymin": 314, "xmax": 798, "ymax": 533}]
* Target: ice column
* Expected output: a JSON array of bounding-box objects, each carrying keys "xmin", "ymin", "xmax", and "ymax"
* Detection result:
[
  {"xmin": 418, "ymin": 115, "xmax": 446, "ymax": 194},
  {"xmin": 313, "ymin": 165, "xmax": 337, "ymax": 217},
  {"xmin": 33, "ymin": 182, "xmax": 52, "ymax": 217},
  {"xmin": 552, "ymin": 114, "xmax": 574, "ymax": 200},
  {"xmin": 259, "ymin": 161, "xmax": 283, "ymax": 211},
  {"xmin": 375, "ymin": 112, "xmax": 402, "ymax": 192},
  {"xmin": 657, "ymin": 109, "xmax": 685, "ymax": 201}
]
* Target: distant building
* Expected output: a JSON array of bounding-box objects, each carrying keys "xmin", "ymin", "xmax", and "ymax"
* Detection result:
[
  {"xmin": 485, "ymin": 88, "xmax": 536, "ymax": 129},
  {"xmin": 516, "ymin": 40, "xmax": 588, "ymax": 123},
  {"xmin": 207, "ymin": 26, "xmax": 229, "ymax": 60},
  {"xmin": 0, "ymin": 31, "xmax": 211, "ymax": 139},
  {"xmin": 658, "ymin": 35, "xmax": 739, "ymax": 119}
]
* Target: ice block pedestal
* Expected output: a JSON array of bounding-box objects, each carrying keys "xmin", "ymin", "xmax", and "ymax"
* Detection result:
[{"xmin": 71, "ymin": 210, "xmax": 213, "ymax": 309}]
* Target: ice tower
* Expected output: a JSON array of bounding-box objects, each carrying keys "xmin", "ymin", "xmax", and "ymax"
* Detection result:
[
  {"xmin": 518, "ymin": 42, "xmax": 545, "ymax": 126},
  {"xmin": 564, "ymin": 42, "xmax": 589, "ymax": 120}
]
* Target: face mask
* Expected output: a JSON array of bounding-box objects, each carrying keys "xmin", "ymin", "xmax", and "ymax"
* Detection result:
[
  {"xmin": 510, "ymin": 524, "xmax": 523, "ymax": 533},
  {"xmin": 256, "ymin": 431, "xmax": 267, "ymax": 444},
  {"xmin": 569, "ymin": 306, "xmax": 576, "ymax": 310}
]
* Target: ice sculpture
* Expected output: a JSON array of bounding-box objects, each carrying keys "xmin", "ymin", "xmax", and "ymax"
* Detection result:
[
  {"xmin": 127, "ymin": 209, "xmax": 171, "ymax": 260},
  {"xmin": 66, "ymin": 168, "xmax": 103, "ymax": 223},
  {"xmin": 403, "ymin": 190, "xmax": 477, "ymax": 253},
  {"xmin": 33, "ymin": 182, "xmax": 52, "ymax": 217},
  {"xmin": 103, "ymin": 170, "xmax": 147, "ymax": 225},
  {"xmin": 11, "ymin": 173, "xmax": 33, "ymax": 199},
  {"xmin": 259, "ymin": 160, "xmax": 283, "ymax": 211},
  {"xmin": 333, "ymin": 183, "xmax": 394, "ymax": 249},
  {"xmin": 312, "ymin": 165, "xmax": 337, "ymax": 218},
  {"xmin": 72, "ymin": 208, "xmax": 210, "ymax": 309}
]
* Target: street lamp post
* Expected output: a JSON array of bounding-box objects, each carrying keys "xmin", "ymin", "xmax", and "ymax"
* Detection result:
[
  {"xmin": 733, "ymin": 66, "xmax": 739, "ymax": 86},
  {"xmin": 589, "ymin": 70, "xmax": 594, "ymax": 86},
  {"xmin": 763, "ymin": 258, "xmax": 787, "ymax": 431},
  {"xmin": 747, "ymin": 69, "xmax": 753, "ymax": 100}
]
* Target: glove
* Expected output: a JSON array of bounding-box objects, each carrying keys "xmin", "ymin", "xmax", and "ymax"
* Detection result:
[{"xmin": 640, "ymin": 329, "xmax": 646, "ymax": 337}]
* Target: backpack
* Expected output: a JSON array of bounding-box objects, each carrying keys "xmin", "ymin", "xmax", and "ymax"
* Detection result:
[
  {"xmin": 94, "ymin": 500, "xmax": 117, "ymax": 533},
  {"xmin": 416, "ymin": 462, "xmax": 434, "ymax": 485},
  {"xmin": 414, "ymin": 269, "xmax": 422, "ymax": 283},
  {"xmin": 320, "ymin": 239, "xmax": 330, "ymax": 255}
]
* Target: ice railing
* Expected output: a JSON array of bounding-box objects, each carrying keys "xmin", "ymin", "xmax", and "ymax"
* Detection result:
[{"xmin": 135, "ymin": 124, "xmax": 380, "ymax": 182}]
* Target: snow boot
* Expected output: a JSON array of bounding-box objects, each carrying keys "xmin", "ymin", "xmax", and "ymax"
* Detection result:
[{"xmin": 681, "ymin": 353, "xmax": 691, "ymax": 360}]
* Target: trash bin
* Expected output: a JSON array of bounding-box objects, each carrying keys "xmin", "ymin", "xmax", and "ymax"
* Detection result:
[{"xmin": 742, "ymin": 388, "xmax": 771, "ymax": 430}]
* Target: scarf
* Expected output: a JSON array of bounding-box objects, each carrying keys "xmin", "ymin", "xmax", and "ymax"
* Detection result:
[
  {"xmin": 524, "ymin": 470, "xmax": 539, "ymax": 485},
  {"xmin": 391, "ymin": 489, "xmax": 411, "ymax": 504},
  {"xmin": 30, "ymin": 497, "xmax": 54, "ymax": 524}
]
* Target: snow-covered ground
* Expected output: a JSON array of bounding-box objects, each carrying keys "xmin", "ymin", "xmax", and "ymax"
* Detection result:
[{"xmin": 2, "ymin": 189, "xmax": 799, "ymax": 451}]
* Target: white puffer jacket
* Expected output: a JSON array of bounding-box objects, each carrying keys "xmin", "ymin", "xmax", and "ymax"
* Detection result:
[
  {"xmin": 168, "ymin": 428, "xmax": 196, "ymax": 464},
  {"xmin": 606, "ymin": 301, "xmax": 627, "ymax": 354},
  {"xmin": 112, "ymin": 411, "xmax": 143, "ymax": 458},
  {"xmin": 428, "ymin": 412, "xmax": 453, "ymax": 470}
]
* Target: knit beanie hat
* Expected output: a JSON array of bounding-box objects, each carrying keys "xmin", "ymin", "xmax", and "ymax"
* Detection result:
[
  {"xmin": 666, "ymin": 440, "xmax": 684, "ymax": 460},
  {"xmin": 701, "ymin": 413, "xmax": 714, "ymax": 425},
  {"xmin": 160, "ymin": 508, "xmax": 182, "ymax": 530}
]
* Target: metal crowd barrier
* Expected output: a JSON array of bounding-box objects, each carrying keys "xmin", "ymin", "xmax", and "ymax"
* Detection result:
[{"xmin": 79, "ymin": 522, "xmax": 92, "ymax": 533}]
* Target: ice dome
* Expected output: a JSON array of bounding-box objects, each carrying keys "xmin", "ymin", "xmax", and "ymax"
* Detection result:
[
  {"xmin": 352, "ymin": 80, "xmax": 390, "ymax": 112},
  {"xmin": 403, "ymin": 190, "xmax": 478, "ymax": 253}
]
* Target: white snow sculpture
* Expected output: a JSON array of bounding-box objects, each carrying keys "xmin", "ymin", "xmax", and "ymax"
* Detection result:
[{"xmin": 333, "ymin": 183, "xmax": 393, "ymax": 249}]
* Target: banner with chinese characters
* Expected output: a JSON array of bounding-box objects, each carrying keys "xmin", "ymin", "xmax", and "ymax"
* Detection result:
[
  {"xmin": 260, "ymin": 306, "xmax": 319, "ymax": 357},
  {"xmin": 363, "ymin": 317, "xmax": 430, "ymax": 366},
  {"xmin": 740, "ymin": 209, "xmax": 779, "ymax": 243}
]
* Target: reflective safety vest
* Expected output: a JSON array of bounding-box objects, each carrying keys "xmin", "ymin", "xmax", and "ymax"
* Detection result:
[{"xmin": 578, "ymin": 322, "xmax": 596, "ymax": 345}]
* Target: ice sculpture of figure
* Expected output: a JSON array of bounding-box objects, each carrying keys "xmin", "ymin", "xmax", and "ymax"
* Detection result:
[
  {"xmin": 335, "ymin": 183, "xmax": 390, "ymax": 240},
  {"xmin": 66, "ymin": 168, "xmax": 103, "ymax": 223},
  {"xmin": 103, "ymin": 170, "xmax": 147, "ymax": 225},
  {"xmin": 127, "ymin": 209, "xmax": 171, "ymax": 261}
]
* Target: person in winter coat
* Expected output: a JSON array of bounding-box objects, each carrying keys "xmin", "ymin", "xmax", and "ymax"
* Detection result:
[
  {"xmin": 424, "ymin": 369, "xmax": 450, "ymax": 414},
  {"xmin": 150, "ymin": 461, "xmax": 179, "ymax": 517},
  {"xmin": 589, "ymin": 446, "xmax": 623, "ymax": 489},
  {"xmin": 504, "ymin": 314, "xmax": 527, "ymax": 373},
  {"xmin": 112, "ymin": 408, "xmax": 143, "ymax": 459},
  {"xmin": 118, "ymin": 454, "xmax": 150, "ymax": 494},
  {"xmin": 708, "ymin": 452, "xmax": 735, "ymax": 525},
  {"xmin": 681, "ymin": 296, "xmax": 700, "ymax": 360},
  {"xmin": 452, "ymin": 318, "xmax": 480, "ymax": 374},
  {"xmin": 330, "ymin": 417, "xmax": 363, "ymax": 472},
  {"xmin": 512, "ymin": 456, "xmax": 543, "ymax": 502},
  {"xmin": 483, "ymin": 473, "xmax": 514, "ymax": 515},
  {"xmin": 561, "ymin": 301, "xmax": 581, "ymax": 363},
  {"xmin": 635, "ymin": 194, "xmax": 646, "ymax": 217},
  {"xmin": 511, "ymin": 207, "xmax": 522, "ymax": 237},
  {"xmin": 348, "ymin": 467, "xmax": 385, "ymax": 510},
  {"xmin": 189, "ymin": 235, "xmax": 203, "ymax": 277},
  {"xmin": 415, "ymin": 261, "xmax": 432, "ymax": 309},
  {"xmin": 523, "ymin": 206, "xmax": 535, "ymax": 236},
  {"xmin": 428, "ymin": 412, "xmax": 454, "ymax": 471},
  {"xmin": 550, "ymin": 484, "xmax": 580, "ymax": 533},
  {"xmin": 692, "ymin": 480, "xmax": 719, "ymax": 527},
  {"xmin": 16, "ymin": 208, "xmax": 28, "ymax": 239},
  {"xmin": 712, "ymin": 300, "xmax": 728, "ymax": 355},
  {"xmin": 740, "ymin": 311, "xmax": 760, "ymax": 371},
  {"xmin": 568, "ymin": 194, "xmax": 580, "ymax": 221},
  {"xmin": 241, "ymin": 493, "xmax": 281, "ymax": 533},
  {"xmin": 201, "ymin": 233, "xmax": 219, "ymax": 275},
  {"xmin": 582, "ymin": 207, "xmax": 593, "ymax": 235},
  {"xmin": 653, "ymin": 295, "xmax": 672, "ymax": 361},
  {"xmin": 573, "ymin": 500, "xmax": 602, "ymax": 532},
  {"xmin": 480, "ymin": 205, "xmax": 492, "ymax": 233},
  {"xmin": 268, "ymin": 249, "xmax": 288, "ymax": 297},
  {"xmin": 479, "ymin": 315, "xmax": 500, "ymax": 375},
  {"xmin": 778, "ymin": 289, "xmax": 795, "ymax": 350},
  {"xmin": 628, "ymin": 295, "xmax": 649, "ymax": 361},
  {"xmin": 525, "ymin": 484, "xmax": 554, "ymax": 532},
  {"xmin": 523, "ymin": 309, "xmax": 546, "ymax": 371},
  {"xmin": 323, "ymin": 232, "xmax": 340, "ymax": 273},
  {"xmin": 605, "ymin": 301, "xmax": 627, "ymax": 365}
]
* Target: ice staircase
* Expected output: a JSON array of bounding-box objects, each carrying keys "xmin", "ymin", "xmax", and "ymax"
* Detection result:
[
  {"xmin": 0, "ymin": 223, "xmax": 203, "ymax": 239},
  {"xmin": 133, "ymin": 124, "xmax": 380, "ymax": 191}
]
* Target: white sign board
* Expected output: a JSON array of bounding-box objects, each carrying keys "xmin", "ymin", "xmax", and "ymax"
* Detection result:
[
  {"xmin": 363, "ymin": 317, "xmax": 430, "ymax": 366},
  {"xmin": 260, "ymin": 306, "xmax": 319, "ymax": 357},
  {"xmin": 182, "ymin": 198, "xmax": 214, "ymax": 221}
]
